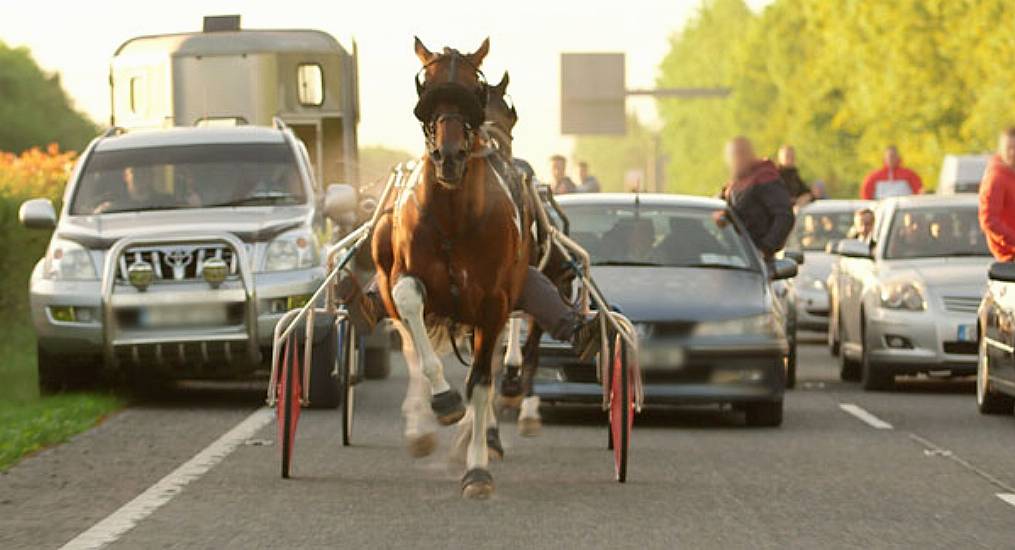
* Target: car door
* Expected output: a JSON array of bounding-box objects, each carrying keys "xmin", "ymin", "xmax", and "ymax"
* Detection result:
[{"xmin": 986, "ymin": 279, "xmax": 1015, "ymax": 388}]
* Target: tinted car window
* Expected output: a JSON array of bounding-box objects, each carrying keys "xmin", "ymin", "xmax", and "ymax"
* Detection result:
[
  {"xmin": 71, "ymin": 143, "xmax": 305, "ymax": 215},
  {"xmin": 562, "ymin": 204, "xmax": 759, "ymax": 270},
  {"xmin": 883, "ymin": 206, "xmax": 989, "ymax": 259},
  {"xmin": 786, "ymin": 211, "xmax": 855, "ymax": 251}
]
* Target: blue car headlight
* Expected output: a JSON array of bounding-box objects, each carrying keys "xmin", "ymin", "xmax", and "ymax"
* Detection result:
[{"xmin": 263, "ymin": 230, "xmax": 319, "ymax": 272}]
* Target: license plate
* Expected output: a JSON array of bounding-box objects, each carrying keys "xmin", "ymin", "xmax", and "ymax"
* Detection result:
[
  {"xmin": 139, "ymin": 304, "xmax": 228, "ymax": 328},
  {"xmin": 957, "ymin": 324, "xmax": 977, "ymax": 343}
]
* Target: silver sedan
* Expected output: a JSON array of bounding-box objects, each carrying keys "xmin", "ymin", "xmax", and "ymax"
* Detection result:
[{"xmin": 832, "ymin": 195, "xmax": 992, "ymax": 390}]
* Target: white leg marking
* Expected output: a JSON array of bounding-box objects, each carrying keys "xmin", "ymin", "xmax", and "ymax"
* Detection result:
[
  {"xmin": 520, "ymin": 395, "xmax": 541, "ymax": 421},
  {"xmin": 396, "ymin": 322, "xmax": 435, "ymax": 440},
  {"xmin": 59, "ymin": 409, "xmax": 273, "ymax": 550},
  {"xmin": 467, "ymin": 385, "xmax": 492, "ymax": 470},
  {"xmin": 839, "ymin": 403, "xmax": 893, "ymax": 430},
  {"xmin": 392, "ymin": 277, "xmax": 450, "ymax": 395},
  {"xmin": 504, "ymin": 317, "xmax": 523, "ymax": 369}
]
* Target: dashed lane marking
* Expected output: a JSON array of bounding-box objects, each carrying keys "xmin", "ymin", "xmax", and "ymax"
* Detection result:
[
  {"xmin": 838, "ymin": 403, "xmax": 893, "ymax": 430},
  {"xmin": 908, "ymin": 433, "xmax": 1015, "ymax": 494},
  {"xmin": 996, "ymin": 494, "xmax": 1015, "ymax": 507},
  {"xmin": 59, "ymin": 408, "xmax": 274, "ymax": 550}
]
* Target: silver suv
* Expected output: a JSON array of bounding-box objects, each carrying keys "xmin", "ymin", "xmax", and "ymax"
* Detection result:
[{"xmin": 20, "ymin": 125, "xmax": 357, "ymax": 391}]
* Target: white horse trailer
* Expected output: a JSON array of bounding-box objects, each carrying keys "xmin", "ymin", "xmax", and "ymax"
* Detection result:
[{"xmin": 110, "ymin": 15, "xmax": 360, "ymax": 186}]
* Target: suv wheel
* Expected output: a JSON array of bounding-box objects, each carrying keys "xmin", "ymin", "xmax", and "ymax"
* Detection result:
[
  {"xmin": 977, "ymin": 336, "xmax": 1013, "ymax": 415},
  {"xmin": 838, "ymin": 316, "xmax": 860, "ymax": 382},
  {"xmin": 37, "ymin": 345, "xmax": 98, "ymax": 394},
  {"xmin": 307, "ymin": 315, "xmax": 341, "ymax": 409},
  {"xmin": 860, "ymin": 316, "xmax": 894, "ymax": 391},
  {"xmin": 744, "ymin": 400, "xmax": 783, "ymax": 427}
]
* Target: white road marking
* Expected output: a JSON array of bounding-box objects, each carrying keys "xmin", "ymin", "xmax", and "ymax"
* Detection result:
[
  {"xmin": 838, "ymin": 403, "xmax": 893, "ymax": 430},
  {"xmin": 909, "ymin": 433, "xmax": 1015, "ymax": 494},
  {"xmin": 59, "ymin": 408, "xmax": 274, "ymax": 550},
  {"xmin": 996, "ymin": 494, "xmax": 1015, "ymax": 507}
]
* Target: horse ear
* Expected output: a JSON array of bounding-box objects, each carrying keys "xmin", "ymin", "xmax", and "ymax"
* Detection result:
[
  {"xmin": 496, "ymin": 71, "xmax": 510, "ymax": 92},
  {"xmin": 414, "ymin": 36, "xmax": 433, "ymax": 64},
  {"xmin": 468, "ymin": 37, "xmax": 490, "ymax": 67}
]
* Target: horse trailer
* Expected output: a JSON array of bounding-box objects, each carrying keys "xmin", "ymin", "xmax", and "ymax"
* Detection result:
[{"xmin": 110, "ymin": 15, "xmax": 360, "ymax": 186}]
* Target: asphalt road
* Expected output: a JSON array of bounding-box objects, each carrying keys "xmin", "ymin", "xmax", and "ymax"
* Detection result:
[{"xmin": 3, "ymin": 333, "xmax": 1015, "ymax": 549}]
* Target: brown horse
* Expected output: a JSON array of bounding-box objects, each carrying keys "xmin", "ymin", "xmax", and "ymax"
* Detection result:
[{"xmin": 372, "ymin": 37, "xmax": 532, "ymax": 498}]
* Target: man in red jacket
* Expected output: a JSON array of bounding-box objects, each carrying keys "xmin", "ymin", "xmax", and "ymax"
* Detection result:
[
  {"xmin": 860, "ymin": 145, "xmax": 923, "ymax": 200},
  {"xmin": 979, "ymin": 127, "xmax": 1015, "ymax": 262}
]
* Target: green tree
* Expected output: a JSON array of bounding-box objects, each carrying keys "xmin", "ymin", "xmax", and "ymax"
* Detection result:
[{"xmin": 0, "ymin": 43, "xmax": 98, "ymax": 153}]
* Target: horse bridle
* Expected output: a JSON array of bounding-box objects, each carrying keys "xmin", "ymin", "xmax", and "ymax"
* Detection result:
[{"xmin": 415, "ymin": 49, "xmax": 489, "ymax": 158}]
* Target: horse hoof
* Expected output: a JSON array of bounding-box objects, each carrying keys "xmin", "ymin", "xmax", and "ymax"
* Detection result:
[
  {"xmin": 518, "ymin": 417, "xmax": 542, "ymax": 438},
  {"xmin": 486, "ymin": 427, "xmax": 504, "ymax": 462},
  {"xmin": 496, "ymin": 393, "xmax": 524, "ymax": 410},
  {"xmin": 461, "ymin": 468, "xmax": 495, "ymax": 500},
  {"xmin": 432, "ymin": 389, "xmax": 466, "ymax": 426},
  {"xmin": 406, "ymin": 432, "xmax": 438, "ymax": 458}
]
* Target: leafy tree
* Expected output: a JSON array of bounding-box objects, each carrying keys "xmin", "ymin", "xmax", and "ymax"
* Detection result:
[{"xmin": 0, "ymin": 42, "xmax": 98, "ymax": 153}]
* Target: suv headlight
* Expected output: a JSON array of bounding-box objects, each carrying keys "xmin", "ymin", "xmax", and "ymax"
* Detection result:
[
  {"xmin": 879, "ymin": 281, "xmax": 926, "ymax": 311},
  {"xmin": 693, "ymin": 313, "xmax": 780, "ymax": 337},
  {"xmin": 263, "ymin": 230, "xmax": 318, "ymax": 272},
  {"xmin": 44, "ymin": 238, "xmax": 97, "ymax": 280}
]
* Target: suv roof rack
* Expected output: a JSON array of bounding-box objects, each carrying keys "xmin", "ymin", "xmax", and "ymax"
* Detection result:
[
  {"xmin": 102, "ymin": 126, "xmax": 127, "ymax": 138},
  {"xmin": 272, "ymin": 117, "xmax": 288, "ymax": 131}
]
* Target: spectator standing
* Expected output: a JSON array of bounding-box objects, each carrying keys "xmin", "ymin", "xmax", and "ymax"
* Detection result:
[
  {"xmin": 979, "ymin": 127, "xmax": 1015, "ymax": 262},
  {"xmin": 776, "ymin": 145, "xmax": 813, "ymax": 207},
  {"xmin": 861, "ymin": 145, "xmax": 923, "ymax": 200},
  {"xmin": 576, "ymin": 161, "xmax": 601, "ymax": 193},
  {"xmin": 719, "ymin": 136, "xmax": 795, "ymax": 259},
  {"xmin": 549, "ymin": 155, "xmax": 576, "ymax": 195}
]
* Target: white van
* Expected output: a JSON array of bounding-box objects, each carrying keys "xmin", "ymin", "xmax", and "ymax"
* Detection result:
[{"xmin": 937, "ymin": 154, "xmax": 989, "ymax": 194}]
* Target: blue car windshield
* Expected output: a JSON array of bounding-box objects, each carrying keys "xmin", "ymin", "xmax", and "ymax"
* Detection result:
[
  {"xmin": 561, "ymin": 204, "xmax": 760, "ymax": 271},
  {"xmin": 70, "ymin": 143, "xmax": 306, "ymax": 215},
  {"xmin": 883, "ymin": 206, "xmax": 990, "ymax": 259}
]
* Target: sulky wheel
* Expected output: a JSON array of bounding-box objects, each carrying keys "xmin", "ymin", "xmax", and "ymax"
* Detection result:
[
  {"xmin": 609, "ymin": 334, "xmax": 633, "ymax": 483},
  {"xmin": 278, "ymin": 333, "xmax": 303, "ymax": 479},
  {"xmin": 337, "ymin": 317, "xmax": 357, "ymax": 447}
]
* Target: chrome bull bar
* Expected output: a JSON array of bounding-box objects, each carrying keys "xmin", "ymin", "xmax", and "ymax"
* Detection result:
[
  {"xmin": 266, "ymin": 167, "xmax": 402, "ymax": 406},
  {"xmin": 101, "ymin": 232, "xmax": 258, "ymax": 368}
]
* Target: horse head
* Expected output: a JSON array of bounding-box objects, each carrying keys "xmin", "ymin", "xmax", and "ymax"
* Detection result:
[
  {"xmin": 484, "ymin": 72, "xmax": 517, "ymax": 151},
  {"xmin": 413, "ymin": 37, "xmax": 490, "ymax": 189}
]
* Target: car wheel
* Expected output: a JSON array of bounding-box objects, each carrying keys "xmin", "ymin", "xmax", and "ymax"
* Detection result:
[
  {"xmin": 860, "ymin": 316, "xmax": 894, "ymax": 391},
  {"xmin": 838, "ymin": 315, "xmax": 860, "ymax": 382},
  {"xmin": 785, "ymin": 338, "xmax": 797, "ymax": 390},
  {"xmin": 307, "ymin": 315, "xmax": 341, "ymax": 409},
  {"xmin": 744, "ymin": 400, "xmax": 783, "ymax": 427},
  {"xmin": 38, "ymin": 345, "xmax": 99, "ymax": 394},
  {"xmin": 977, "ymin": 335, "xmax": 1013, "ymax": 415},
  {"xmin": 363, "ymin": 347, "xmax": 391, "ymax": 380}
]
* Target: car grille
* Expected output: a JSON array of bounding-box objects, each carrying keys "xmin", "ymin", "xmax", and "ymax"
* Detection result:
[
  {"xmin": 117, "ymin": 244, "xmax": 241, "ymax": 283},
  {"xmin": 942, "ymin": 296, "xmax": 981, "ymax": 314}
]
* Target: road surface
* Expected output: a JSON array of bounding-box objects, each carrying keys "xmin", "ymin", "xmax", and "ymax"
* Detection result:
[{"xmin": 3, "ymin": 334, "xmax": 1014, "ymax": 549}]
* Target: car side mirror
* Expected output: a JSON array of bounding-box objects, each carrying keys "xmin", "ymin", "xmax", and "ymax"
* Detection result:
[
  {"xmin": 988, "ymin": 261, "xmax": 1015, "ymax": 283},
  {"xmin": 783, "ymin": 250, "xmax": 805, "ymax": 265},
  {"xmin": 771, "ymin": 258, "xmax": 798, "ymax": 280},
  {"xmin": 19, "ymin": 198, "xmax": 56, "ymax": 230},
  {"xmin": 324, "ymin": 183, "xmax": 357, "ymax": 222},
  {"xmin": 836, "ymin": 239, "xmax": 873, "ymax": 259}
]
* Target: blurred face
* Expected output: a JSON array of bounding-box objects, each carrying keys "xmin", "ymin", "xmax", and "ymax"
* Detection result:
[
  {"xmin": 578, "ymin": 163, "xmax": 589, "ymax": 181},
  {"xmin": 884, "ymin": 147, "xmax": 900, "ymax": 168},
  {"xmin": 551, "ymin": 158, "xmax": 566, "ymax": 181},
  {"xmin": 725, "ymin": 138, "xmax": 755, "ymax": 177},
  {"xmin": 855, "ymin": 211, "xmax": 874, "ymax": 236},
  {"xmin": 999, "ymin": 133, "xmax": 1015, "ymax": 167},
  {"xmin": 778, "ymin": 146, "xmax": 796, "ymax": 167},
  {"xmin": 123, "ymin": 167, "xmax": 150, "ymax": 200}
]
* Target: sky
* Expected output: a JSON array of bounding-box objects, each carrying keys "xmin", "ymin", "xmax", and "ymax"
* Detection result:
[{"xmin": 0, "ymin": 0, "xmax": 768, "ymax": 177}]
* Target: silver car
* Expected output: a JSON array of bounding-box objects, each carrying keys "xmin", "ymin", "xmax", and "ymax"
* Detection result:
[
  {"xmin": 19, "ymin": 125, "xmax": 359, "ymax": 394},
  {"xmin": 833, "ymin": 195, "xmax": 992, "ymax": 390},
  {"xmin": 784, "ymin": 199, "xmax": 874, "ymax": 332}
]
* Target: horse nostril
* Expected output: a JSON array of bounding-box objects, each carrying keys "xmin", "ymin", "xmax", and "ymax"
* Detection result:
[
  {"xmin": 431, "ymin": 149, "xmax": 442, "ymax": 162},
  {"xmin": 456, "ymin": 150, "xmax": 468, "ymax": 161}
]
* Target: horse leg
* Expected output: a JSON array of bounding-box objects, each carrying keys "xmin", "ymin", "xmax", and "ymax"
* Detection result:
[
  {"xmin": 497, "ymin": 316, "xmax": 525, "ymax": 410},
  {"xmin": 451, "ymin": 334, "xmax": 504, "ymax": 463},
  {"xmin": 518, "ymin": 321, "xmax": 543, "ymax": 437},
  {"xmin": 461, "ymin": 321, "xmax": 500, "ymax": 499},
  {"xmin": 391, "ymin": 276, "xmax": 465, "ymax": 425},
  {"xmin": 396, "ymin": 322, "xmax": 438, "ymax": 458}
]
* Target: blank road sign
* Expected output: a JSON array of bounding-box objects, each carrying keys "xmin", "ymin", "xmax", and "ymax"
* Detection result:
[{"xmin": 560, "ymin": 53, "xmax": 626, "ymax": 135}]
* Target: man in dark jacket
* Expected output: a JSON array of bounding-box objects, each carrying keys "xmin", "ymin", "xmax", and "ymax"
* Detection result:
[{"xmin": 719, "ymin": 136, "xmax": 795, "ymax": 258}]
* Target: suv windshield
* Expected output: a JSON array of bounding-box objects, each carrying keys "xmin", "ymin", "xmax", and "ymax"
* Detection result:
[
  {"xmin": 562, "ymin": 204, "xmax": 759, "ymax": 270},
  {"xmin": 884, "ymin": 206, "xmax": 990, "ymax": 259},
  {"xmin": 70, "ymin": 143, "xmax": 306, "ymax": 215},
  {"xmin": 786, "ymin": 210, "xmax": 856, "ymax": 251}
]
